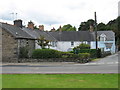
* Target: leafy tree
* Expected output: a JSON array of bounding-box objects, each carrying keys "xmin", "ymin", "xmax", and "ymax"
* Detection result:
[
  {"xmin": 37, "ymin": 35, "xmax": 51, "ymax": 49},
  {"xmin": 34, "ymin": 26, "xmax": 39, "ymax": 29},
  {"xmin": 57, "ymin": 24, "xmax": 76, "ymax": 31},
  {"xmin": 97, "ymin": 23, "xmax": 107, "ymax": 31},
  {"xmin": 78, "ymin": 19, "xmax": 95, "ymax": 31}
]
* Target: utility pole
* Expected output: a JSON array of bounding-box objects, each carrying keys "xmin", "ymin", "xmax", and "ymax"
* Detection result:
[{"xmin": 94, "ymin": 12, "xmax": 98, "ymax": 50}]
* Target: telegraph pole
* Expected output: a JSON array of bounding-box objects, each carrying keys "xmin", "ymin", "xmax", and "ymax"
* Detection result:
[{"xmin": 94, "ymin": 12, "xmax": 98, "ymax": 50}]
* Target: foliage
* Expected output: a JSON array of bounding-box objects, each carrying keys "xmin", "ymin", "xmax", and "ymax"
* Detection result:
[
  {"xmin": 19, "ymin": 46, "xmax": 29, "ymax": 58},
  {"xmin": 73, "ymin": 43, "xmax": 90, "ymax": 50},
  {"xmin": 57, "ymin": 24, "xmax": 76, "ymax": 31},
  {"xmin": 73, "ymin": 48, "xmax": 102, "ymax": 58},
  {"xmin": 78, "ymin": 16, "xmax": 120, "ymax": 51},
  {"xmin": 32, "ymin": 49, "xmax": 62, "ymax": 59},
  {"xmin": 78, "ymin": 19, "xmax": 95, "ymax": 31},
  {"xmin": 61, "ymin": 52, "xmax": 90, "ymax": 62},
  {"xmin": 97, "ymin": 22, "xmax": 107, "ymax": 30},
  {"xmin": 101, "ymin": 51, "xmax": 111, "ymax": 58},
  {"xmin": 37, "ymin": 35, "xmax": 51, "ymax": 49}
]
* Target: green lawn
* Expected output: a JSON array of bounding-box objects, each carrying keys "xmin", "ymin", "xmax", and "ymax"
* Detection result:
[{"xmin": 2, "ymin": 74, "xmax": 118, "ymax": 88}]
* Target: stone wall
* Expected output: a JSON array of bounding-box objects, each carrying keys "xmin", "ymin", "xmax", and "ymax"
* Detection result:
[
  {"xmin": 2, "ymin": 29, "xmax": 18, "ymax": 62},
  {"xmin": 18, "ymin": 39, "xmax": 35, "ymax": 58},
  {"xmin": 4, "ymin": 58, "xmax": 91, "ymax": 63},
  {"xmin": 2, "ymin": 28, "xmax": 35, "ymax": 62}
]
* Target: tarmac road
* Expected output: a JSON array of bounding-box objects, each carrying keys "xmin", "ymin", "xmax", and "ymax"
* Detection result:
[{"xmin": 1, "ymin": 52, "xmax": 119, "ymax": 74}]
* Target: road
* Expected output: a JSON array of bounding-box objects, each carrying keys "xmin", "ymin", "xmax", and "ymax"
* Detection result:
[{"xmin": 1, "ymin": 52, "xmax": 119, "ymax": 74}]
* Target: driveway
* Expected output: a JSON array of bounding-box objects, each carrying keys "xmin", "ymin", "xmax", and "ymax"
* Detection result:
[{"xmin": 1, "ymin": 52, "xmax": 119, "ymax": 74}]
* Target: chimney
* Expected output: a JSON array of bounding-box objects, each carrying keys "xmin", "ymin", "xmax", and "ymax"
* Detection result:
[
  {"xmin": 89, "ymin": 25, "xmax": 94, "ymax": 32},
  {"xmin": 28, "ymin": 21, "xmax": 34, "ymax": 29},
  {"xmin": 51, "ymin": 27, "xmax": 55, "ymax": 32},
  {"xmin": 59, "ymin": 25, "xmax": 62, "ymax": 32},
  {"xmin": 39, "ymin": 25, "xmax": 44, "ymax": 31},
  {"xmin": 14, "ymin": 19, "xmax": 22, "ymax": 28}
]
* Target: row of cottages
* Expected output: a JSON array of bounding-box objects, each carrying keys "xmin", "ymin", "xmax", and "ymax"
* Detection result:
[
  {"xmin": 1, "ymin": 19, "xmax": 115, "ymax": 62},
  {"xmin": 21, "ymin": 20, "xmax": 115, "ymax": 53}
]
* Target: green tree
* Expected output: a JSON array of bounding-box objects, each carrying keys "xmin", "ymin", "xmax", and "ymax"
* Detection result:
[
  {"xmin": 97, "ymin": 23, "xmax": 107, "ymax": 31},
  {"xmin": 78, "ymin": 19, "xmax": 95, "ymax": 31},
  {"xmin": 57, "ymin": 24, "xmax": 76, "ymax": 31},
  {"xmin": 37, "ymin": 35, "xmax": 51, "ymax": 49}
]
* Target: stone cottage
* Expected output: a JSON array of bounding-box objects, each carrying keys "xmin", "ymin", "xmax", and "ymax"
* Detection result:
[{"xmin": 0, "ymin": 20, "xmax": 35, "ymax": 62}]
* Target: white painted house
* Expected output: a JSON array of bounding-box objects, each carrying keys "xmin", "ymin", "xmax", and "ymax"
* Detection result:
[
  {"xmin": 22, "ymin": 27, "xmax": 115, "ymax": 54},
  {"xmin": 48, "ymin": 31, "xmax": 116, "ymax": 54}
]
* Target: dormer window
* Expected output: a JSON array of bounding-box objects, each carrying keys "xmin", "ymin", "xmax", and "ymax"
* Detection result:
[{"xmin": 100, "ymin": 33, "xmax": 106, "ymax": 41}]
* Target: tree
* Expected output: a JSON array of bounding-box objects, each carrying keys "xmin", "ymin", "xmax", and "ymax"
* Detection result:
[
  {"xmin": 78, "ymin": 19, "xmax": 95, "ymax": 31},
  {"xmin": 97, "ymin": 23, "xmax": 107, "ymax": 31},
  {"xmin": 37, "ymin": 35, "xmax": 51, "ymax": 49},
  {"xmin": 57, "ymin": 24, "xmax": 76, "ymax": 31}
]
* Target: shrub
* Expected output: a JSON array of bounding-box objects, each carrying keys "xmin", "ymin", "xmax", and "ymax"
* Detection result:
[
  {"xmin": 73, "ymin": 49, "xmax": 97, "ymax": 58},
  {"xmin": 32, "ymin": 49, "xmax": 62, "ymax": 59},
  {"xmin": 101, "ymin": 51, "xmax": 111, "ymax": 58},
  {"xmin": 73, "ymin": 43, "xmax": 90, "ymax": 50},
  {"xmin": 61, "ymin": 52, "xmax": 75, "ymax": 58},
  {"xmin": 19, "ymin": 46, "xmax": 29, "ymax": 58},
  {"xmin": 77, "ymin": 53, "xmax": 91, "ymax": 63}
]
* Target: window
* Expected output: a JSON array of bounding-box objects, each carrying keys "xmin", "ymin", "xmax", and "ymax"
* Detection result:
[
  {"xmin": 26, "ymin": 40, "xmax": 29, "ymax": 45},
  {"xmin": 51, "ymin": 42, "xmax": 57, "ymax": 47},
  {"xmin": 71, "ymin": 41, "xmax": 74, "ymax": 46},
  {"xmin": 100, "ymin": 33, "xmax": 106, "ymax": 41}
]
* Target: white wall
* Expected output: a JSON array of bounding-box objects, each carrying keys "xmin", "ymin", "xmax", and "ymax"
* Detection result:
[
  {"xmin": 35, "ymin": 40, "xmax": 88, "ymax": 52},
  {"xmin": 53, "ymin": 41, "xmax": 88, "ymax": 52},
  {"xmin": 90, "ymin": 41, "xmax": 115, "ymax": 53}
]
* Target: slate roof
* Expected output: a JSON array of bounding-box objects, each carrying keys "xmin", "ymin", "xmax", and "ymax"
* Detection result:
[
  {"xmin": 0, "ymin": 22, "xmax": 34, "ymax": 39},
  {"xmin": 97, "ymin": 31, "xmax": 115, "ymax": 41},
  {"xmin": 48, "ymin": 31, "xmax": 115, "ymax": 41},
  {"xmin": 0, "ymin": 22, "xmax": 115, "ymax": 41},
  {"xmin": 48, "ymin": 31, "xmax": 95, "ymax": 41},
  {"xmin": 22, "ymin": 27, "xmax": 56, "ymax": 41}
]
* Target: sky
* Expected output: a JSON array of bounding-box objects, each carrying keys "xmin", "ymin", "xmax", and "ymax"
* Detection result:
[{"xmin": 0, "ymin": 0, "xmax": 119, "ymax": 30}]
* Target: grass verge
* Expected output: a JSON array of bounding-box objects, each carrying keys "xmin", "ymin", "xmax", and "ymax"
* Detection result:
[{"xmin": 2, "ymin": 74, "xmax": 118, "ymax": 88}]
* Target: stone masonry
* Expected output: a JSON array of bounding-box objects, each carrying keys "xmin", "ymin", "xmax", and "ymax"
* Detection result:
[
  {"xmin": 2, "ymin": 29, "xmax": 18, "ymax": 62},
  {"xmin": 2, "ymin": 29, "xmax": 35, "ymax": 62}
]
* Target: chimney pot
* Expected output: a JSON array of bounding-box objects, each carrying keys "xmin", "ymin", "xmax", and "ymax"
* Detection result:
[
  {"xmin": 28, "ymin": 21, "xmax": 34, "ymax": 29},
  {"xmin": 14, "ymin": 19, "xmax": 22, "ymax": 28},
  {"xmin": 39, "ymin": 25, "xmax": 44, "ymax": 31}
]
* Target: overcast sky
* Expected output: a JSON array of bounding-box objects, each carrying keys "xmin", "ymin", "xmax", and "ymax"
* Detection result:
[{"xmin": 0, "ymin": 0, "xmax": 119, "ymax": 30}]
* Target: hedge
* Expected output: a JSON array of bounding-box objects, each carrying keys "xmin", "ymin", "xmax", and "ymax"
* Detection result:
[
  {"xmin": 73, "ymin": 49, "xmax": 101, "ymax": 58},
  {"xmin": 32, "ymin": 49, "xmax": 62, "ymax": 59},
  {"xmin": 32, "ymin": 49, "xmax": 91, "ymax": 63}
]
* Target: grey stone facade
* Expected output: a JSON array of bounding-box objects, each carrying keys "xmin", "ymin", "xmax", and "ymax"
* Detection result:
[
  {"xmin": 1, "ymin": 23, "xmax": 35, "ymax": 62},
  {"xmin": 2, "ymin": 29, "xmax": 18, "ymax": 62}
]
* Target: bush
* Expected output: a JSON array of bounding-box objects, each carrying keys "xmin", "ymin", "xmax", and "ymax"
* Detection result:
[
  {"xmin": 77, "ymin": 53, "xmax": 91, "ymax": 63},
  {"xmin": 19, "ymin": 46, "xmax": 29, "ymax": 58},
  {"xmin": 61, "ymin": 52, "xmax": 90, "ymax": 62},
  {"xmin": 73, "ymin": 43, "xmax": 90, "ymax": 50},
  {"xmin": 32, "ymin": 49, "xmax": 62, "ymax": 59},
  {"xmin": 73, "ymin": 49, "xmax": 97, "ymax": 58},
  {"xmin": 101, "ymin": 51, "xmax": 111, "ymax": 57},
  {"xmin": 61, "ymin": 52, "xmax": 75, "ymax": 58}
]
